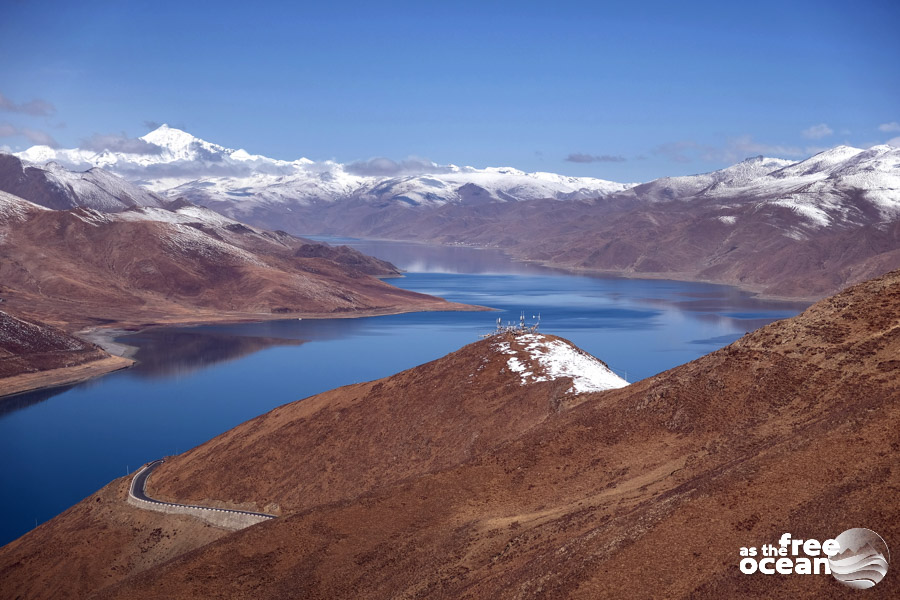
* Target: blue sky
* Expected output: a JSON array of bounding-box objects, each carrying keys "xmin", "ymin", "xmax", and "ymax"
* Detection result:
[{"xmin": 1, "ymin": 0, "xmax": 898, "ymax": 181}]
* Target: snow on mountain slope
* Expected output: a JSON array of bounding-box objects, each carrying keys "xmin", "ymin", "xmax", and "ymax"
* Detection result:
[
  {"xmin": 627, "ymin": 156, "xmax": 796, "ymax": 201},
  {"xmin": 41, "ymin": 161, "xmax": 165, "ymax": 210},
  {"xmin": 625, "ymin": 145, "xmax": 900, "ymax": 227},
  {"xmin": 14, "ymin": 125, "xmax": 900, "ymax": 230},
  {"xmin": 355, "ymin": 167, "xmax": 631, "ymax": 207},
  {"xmin": 0, "ymin": 190, "xmax": 49, "ymax": 223},
  {"xmin": 0, "ymin": 153, "xmax": 165, "ymax": 212},
  {"xmin": 16, "ymin": 125, "xmax": 634, "ymax": 209}
]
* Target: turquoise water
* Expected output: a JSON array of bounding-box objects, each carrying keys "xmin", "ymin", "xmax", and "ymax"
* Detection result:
[{"xmin": 0, "ymin": 240, "xmax": 805, "ymax": 545}]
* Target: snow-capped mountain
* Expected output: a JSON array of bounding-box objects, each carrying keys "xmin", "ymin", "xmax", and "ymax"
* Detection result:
[
  {"xmin": 16, "ymin": 125, "xmax": 635, "ymax": 213},
  {"xmin": 624, "ymin": 145, "xmax": 900, "ymax": 227},
  {"xmin": 0, "ymin": 153, "xmax": 164, "ymax": 211},
  {"xmin": 11, "ymin": 125, "xmax": 900, "ymax": 232}
]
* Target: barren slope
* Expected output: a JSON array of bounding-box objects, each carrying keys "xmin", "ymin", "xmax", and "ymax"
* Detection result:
[
  {"xmin": 0, "ymin": 333, "xmax": 623, "ymax": 598},
  {"xmin": 103, "ymin": 271, "xmax": 899, "ymax": 599},
  {"xmin": 0, "ymin": 191, "xmax": 467, "ymax": 332},
  {"xmin": 2, "ymin": 270, "xmax": 897, "ymax": 599},
  {"xmin": 264, "ymin": 191, "xmax": 900, "ymax": 299},
  {"xmin": 0, "ymin": 310, "xmax": 132, "ymax": 396}
]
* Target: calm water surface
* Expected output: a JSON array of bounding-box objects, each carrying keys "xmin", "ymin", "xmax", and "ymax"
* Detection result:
[{"xmin": 0, "ymin": 239, "xmax": 806, "ymax": 544}]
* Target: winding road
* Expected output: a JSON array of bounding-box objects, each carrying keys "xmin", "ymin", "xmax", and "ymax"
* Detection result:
[{"xmin": 128, "ymin": 459, "xmax": 276, "ymax": 527}]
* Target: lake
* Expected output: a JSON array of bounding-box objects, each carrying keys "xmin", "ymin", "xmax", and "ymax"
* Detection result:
[{"xmin": 0, "ymin": 239, "xmax": 806, "ymax": 545}]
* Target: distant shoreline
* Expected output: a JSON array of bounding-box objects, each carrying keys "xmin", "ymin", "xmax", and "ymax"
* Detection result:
[{"xmin": 312, "ymin": 234, "xmax": 823, "ymax": 304}]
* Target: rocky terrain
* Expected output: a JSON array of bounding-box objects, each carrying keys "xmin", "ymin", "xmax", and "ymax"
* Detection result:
[{"xmin": 1, "ymin": 268, "xmax": 897, "ymax": 599}]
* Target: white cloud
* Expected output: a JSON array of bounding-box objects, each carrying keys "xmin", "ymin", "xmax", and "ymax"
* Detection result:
[
  {"xmin": 653, "ymin": 135, "xmax": 806, "ymax": 165},
  {"xmin": 887, "ymin": 136, "xmax": 900, "ymax": 147},
  {"xmin": 345, "ymin": 156, "xmax": 450, "ymax": 176},
  {"xmin": 20, "ymin": 128, "xmax": 58, "ymax": 147},
  {"xmin": 0, "ymin": 92, "xmax": 56, "ymax": 116},
  {"xmin": 801, "ymin": 123, "xmax": 833, "ymax": 140},
  {"xmin": 565, "ymin": 152, "xmax": 627, "ymax": 163},
  {"xmin": 702, "ymin": 135, "xmax": 804, "ymax": 163},
  {"xmin": 652, "ymin": 141, "xmax": 700, "ymax": 163},
  {"xmin": 877, "ymin": 122, "xmax": 900, "ymax": 133},
  {"xmin": 0, "ymin": 122, "xmax": 59, "ymax": 147},
  {"xmin": 81, "ymin": 132, "xmax": 163, "ymax": 155}
]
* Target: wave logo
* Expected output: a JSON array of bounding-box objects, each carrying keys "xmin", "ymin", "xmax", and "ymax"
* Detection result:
[{"xmin": 828, "ymin": 528, "xmax": 890, "ymax": 589}]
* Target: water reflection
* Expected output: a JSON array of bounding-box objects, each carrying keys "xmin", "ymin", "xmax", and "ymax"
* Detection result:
[
  {"xmin": 0, "ymin": 384, "xmax": 79, "ymax": 418},
  {"xmin": 304, "ymin": 236, "xmax": 554, "ymax": 275},
  {"xmin": 127, "ymin": 330, "xmax": 304, "ymax": 378}
]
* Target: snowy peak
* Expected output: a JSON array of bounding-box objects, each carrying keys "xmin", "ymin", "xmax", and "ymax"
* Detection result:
[
  {"xmin": 15, "ymin": 125, "xmax": 635, "ymax": 205},
  {"xmin": 140, "ymin": 124, "xmax": 233, "ymax": 162},
  {"xmin": 707, "ymin": 155, "xmax": 796, "ymax": 188},
  {"xmin": 770, "ymin": 145, "xmax": 865, "ymax": 178},
  {"xmin": 140, "ymin": 124, "xmax": 198, "ymax": 148}
]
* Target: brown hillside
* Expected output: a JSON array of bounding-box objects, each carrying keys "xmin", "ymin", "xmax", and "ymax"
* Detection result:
[
  {"xmin": 0, "ymin": 191, "xmax": 470, "ymax": 331},
  {"xmin": 1, "ymin": 270, "xmax": 898, "ymax": 599},
  {"xmin": 144, "ymin": 333, "xmax": 607, "ymax": 514},
  {"xmin": 261, "ymin": 193, "xmax": 900, "ymax": 299},
  {"xmin": 0, "ymin": 310, "xmax": 132, "ymax": 397}
]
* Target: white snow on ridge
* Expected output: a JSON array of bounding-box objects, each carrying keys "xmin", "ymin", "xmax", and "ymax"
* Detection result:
[
  {"xmin": 160, "ymin": 223, "xmax": 266, "ymax": 267},
  {"xmin": 12, "ymin": 125, "xmax": 900, "ymax": 224},
  {"xmin": 768, "ymin": 198, "xmax": 833, "ymax": 227},
  {"xmin": 624, "ymin": 145, "xmax": 900, "ymax": 229},
  {"xmin": 0, "ymin": 311, "xmax": 87, "ymax": 351},
  {"xmin": 0, "ymin": 190, "xmax": 49, "ymax": 222},
  {"xmin": 15, "ymin": 125, "xmax": 634, "ymax": 208},
  {"xmin": 114, "ymin": 205, "xmax": 246, "ymax": 229},
  {"xmin": 493, "ymin": 333, "xmax": 628, "ymax": 394}
]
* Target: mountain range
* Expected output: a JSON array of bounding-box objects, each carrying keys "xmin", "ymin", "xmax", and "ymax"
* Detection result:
[
  {"xmin": 1, "ymin": 267, "xmax": 897, "ymax": 599},
  {"xmin": 17, "ymin": 124, "xmax": 633, "ymax": 209},
  {"xmin": 14, "ymin": 126, "xmax": 900, "ymax": 298}
]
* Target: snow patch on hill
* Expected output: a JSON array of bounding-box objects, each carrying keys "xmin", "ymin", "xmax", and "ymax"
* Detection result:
[
  {"xmin": 161, "ymin": 224, "xmax": 267, "ymax": 267},
  {"xmin": 0, "ymin": 190, "xmax": 48, "ymax": 223},
  {"xmin": 0, "ymin": 311, "xmax": 87, "ymax": 353},
  {"xmin": 493, "ymin": 333, "xmax": 628, "ymax": 394}
]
